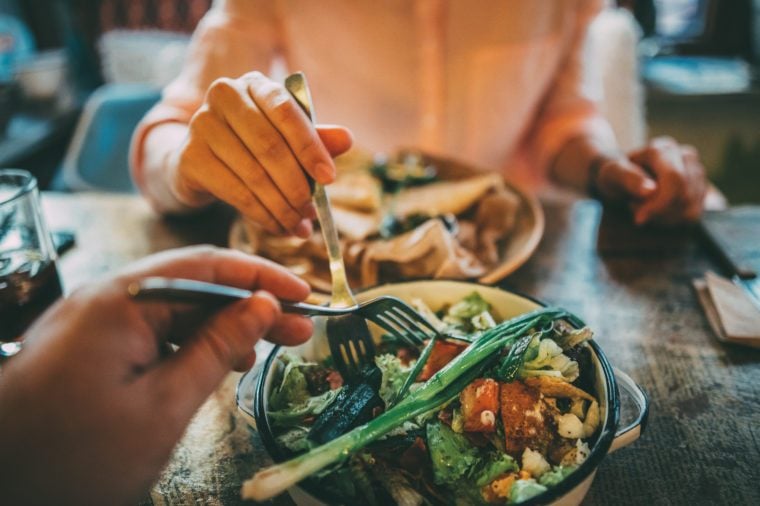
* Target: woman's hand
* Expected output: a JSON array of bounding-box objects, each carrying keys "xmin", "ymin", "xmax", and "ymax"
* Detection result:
[
  {"xmin": 593, "ymin": 136, "xmax": 707, "ymax": 225},
  {"xmin": 168, "ymin": 71, "xmax": 353, "ymax": 237},
  {"xmin": 0, "ymin": 246, "xmax": 313, "ymax": 506}
]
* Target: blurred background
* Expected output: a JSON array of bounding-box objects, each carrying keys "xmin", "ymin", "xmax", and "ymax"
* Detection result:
[{"xmin": 0, "ymin": 0, "xmax": 757, "ymax": 202}]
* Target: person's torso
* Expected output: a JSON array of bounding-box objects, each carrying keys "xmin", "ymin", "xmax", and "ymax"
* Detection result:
[{"xmin": 273, "ymin": 0, "xmax": 585, "ymax": 169}]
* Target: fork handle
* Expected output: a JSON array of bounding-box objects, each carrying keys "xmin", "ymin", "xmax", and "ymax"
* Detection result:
[{"xmin": 127, "ymin": 277, "xmax": 354, "ymax": 317}]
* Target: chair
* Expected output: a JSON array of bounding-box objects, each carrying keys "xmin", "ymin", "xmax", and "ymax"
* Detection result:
[{"xmin": 55, "ymin": 83, "xmax": 160, "ymax": 192}]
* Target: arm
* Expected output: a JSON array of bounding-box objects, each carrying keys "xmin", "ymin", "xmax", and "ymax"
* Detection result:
[
  {"xmin": 130, "ymin": 1, "xmax": 354, "ymax": 236},
  {"xmin": 131, "ymin": 0, "xmax": 281, "ymax": 213},
  {"xmin": 538, "ymin": 2, "xmax": 707, "ymax": 224},
  {"xmin": 0, "ymin": 246, "xmax": 313, "ymax": 505}
]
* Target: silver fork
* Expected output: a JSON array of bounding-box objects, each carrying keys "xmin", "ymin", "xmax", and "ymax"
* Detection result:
[
  {"xmin": 128, "ymin": 277, "xmax": 437, "ymax": 349},
  {"xmin": 284, "ymin": 71, "xmax": 376, "ymax": 381}
]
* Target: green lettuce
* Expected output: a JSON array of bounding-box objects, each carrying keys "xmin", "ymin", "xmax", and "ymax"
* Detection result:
[
  {"xmin": 473, "ymin": 453, "xmax": 519, "ymax": 487},
  {"xmin": 375, "ymin": 353, "xmax": 413, "ymax": 407},
  {"xmin": 537, "ymin": 465, "xmax": 576, "ymax": 487},
  {"xmin": 268, "ymin": 388, "xmax": 341, "ymax": 428},
  {"xmin": 518, "ymin": 336, "xmax": 579, "ymax": 382},
  {"xmin": 427, "ymin": 421, "xmax": 480, "ymax": 485},
  {"xmin": 269, "ymin": 353, "xmax": 312, "ymax": 410},
  {"xmin": 274, "ymin": 427, "xmax": 312, "ymax": 453},
  {"xmin": 509, "ymin": 479, "xmax": 548, "ymax": 503},
  {"xmin": 443, "ymin": 292, "xmax": 496, "ymax": 333}
]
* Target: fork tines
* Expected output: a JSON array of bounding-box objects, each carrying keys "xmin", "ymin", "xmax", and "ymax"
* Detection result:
[{"xmin": 363, "ymin": 297, "xmax": 440, "ymax": 348}]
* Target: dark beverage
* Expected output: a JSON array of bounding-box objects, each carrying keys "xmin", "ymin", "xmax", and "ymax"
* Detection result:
[{"xmin": 0, "ymin": 249, "xmax": 63, "ymax": 341}]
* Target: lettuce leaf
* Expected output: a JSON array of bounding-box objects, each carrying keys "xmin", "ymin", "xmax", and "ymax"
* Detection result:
[
  {"xmin": 443, "ymin": 292, "xmax": 496, "ymax": 333},
  {"xmin": 375, "ymin": 353, "xmax": 414, "ymax": 407},
  {"xmin": 509, "ymin": 479, "xmax": 548, "ymax": 503},
  {"xmin": 427, "ymin": 421, "xmax": 480, "ymax": 485},
  {"xmin": 472, "ymin": 453, "xmax": 519, "ymax": 487},
  {"xmin": 518, "ymin": 336, "xmax": 579, "ymax": 382},
  {"xmin": 268, "ymin": 388, "xmax": 342, "ymax": 428},
  {"xmin": 269, "ymin": 353, "xmax": 312, "ymax": 410},
  {"xmin": 537, "ymin": 465, "xmax": 576, "ymax": 487},
  {"xmin": 274, "ymin": 426, "xmax": 312, "ymax": 453}
]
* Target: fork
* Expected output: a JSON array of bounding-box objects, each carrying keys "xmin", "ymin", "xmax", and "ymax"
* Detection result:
[
  {"xmin": 127, "ymin": 277, "xmax": 437, "ymax": 349},
  {"xmin": 284, "ymin": 72, "xmax": 377, "ymax": 381}
]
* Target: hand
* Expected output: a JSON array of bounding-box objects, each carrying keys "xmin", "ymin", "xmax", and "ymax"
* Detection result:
[
  {"xmin": 0, "ymin": 246, "xmax": 313, "ymax": 506},
  {"xmin": 168, "ymin": 71, "xmax": 353, "ymax": 238},
  {"xmin": 592, "ymin": 137, "xmax": 707, "ymax": 225}
]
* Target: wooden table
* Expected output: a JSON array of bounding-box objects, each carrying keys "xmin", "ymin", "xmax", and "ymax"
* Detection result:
[{"xmin": 42, "ymin": 192, "xmax": 760, "ymax": 506}]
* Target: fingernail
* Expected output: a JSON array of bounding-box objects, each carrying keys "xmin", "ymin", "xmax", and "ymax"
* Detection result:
[
  {"xmin": 293, "ymin": 219, "xmax": 313, "ymax": 238},
  {"xmin": 301, "ymin": 202, "xmax": 317, "ymax": 220},
  {"xmin": 315, "ymin": 162, "xmax": 335, "ymax": 183},
  {"xmin": 251, "ymin": 290, "xmax": 281, "ymax": 316},
  {"xmin": 640, "ymin": 179, "xmax": 657, "ymax": 195}
]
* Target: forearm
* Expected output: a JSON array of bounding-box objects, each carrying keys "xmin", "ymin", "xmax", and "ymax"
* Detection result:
[
  {"xmin": 549, "ymin": 135, "xmax": 621, "ymax": 194},
  {"xmin": 140, "ymin": 122, "xmax": 207, "ymax": 214}
]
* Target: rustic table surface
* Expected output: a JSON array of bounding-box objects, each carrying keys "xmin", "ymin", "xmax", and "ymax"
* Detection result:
[{"xmin": 42, "ymin": 191, "xmax": 760, "ymax": 506}]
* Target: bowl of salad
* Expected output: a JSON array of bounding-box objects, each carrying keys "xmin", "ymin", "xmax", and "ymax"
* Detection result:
[{"xmin": 236, "ymin": 281, "xmax": 649, "ymax": 505}]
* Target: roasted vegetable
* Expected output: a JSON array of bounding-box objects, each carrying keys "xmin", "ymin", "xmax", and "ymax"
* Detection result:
[
  {"xmin": 417, "ymin": 339, "xmax": 468, "ymax": 381},
  {"xmin": 460, "ymin": 378, "xmax": 500, "ymax": 433},
  {"xmin": 307, "ymin": 366, "xmax": 384, "ymax": 445}
]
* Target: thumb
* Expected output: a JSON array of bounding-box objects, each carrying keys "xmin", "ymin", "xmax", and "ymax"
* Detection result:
[
  {"xmin": 149, "ymin": 291, "xmax": 280, "ymax": 420},
  {"xmin": 597, "ymin": 159, "xmax": 657, "ymax": 200},
  {"xmin": 317, "ymin": 125, "xmax": 353, "ymax": 157}
]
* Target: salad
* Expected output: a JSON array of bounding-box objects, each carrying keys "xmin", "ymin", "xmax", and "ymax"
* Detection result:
[{"xmin": 244, "ymin": 293, "xmax": 600, "ymax": 505}]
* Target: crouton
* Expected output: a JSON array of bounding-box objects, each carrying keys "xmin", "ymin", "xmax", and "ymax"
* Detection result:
[{"xmin": 500, "ymin": 380, "xmax": 555, "ymax": 456}]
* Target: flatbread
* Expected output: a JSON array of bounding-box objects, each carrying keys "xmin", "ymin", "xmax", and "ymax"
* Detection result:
[
  {"xmin": 326, "ymin": 171, "xmax": 382, "ymax": 212},
  {"xmin": 394, "ymin": 173, "xmax": 503, "ymax": 217}
]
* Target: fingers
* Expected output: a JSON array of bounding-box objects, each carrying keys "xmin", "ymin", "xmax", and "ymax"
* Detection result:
[
  {"xmin": 179, "ymin": 120, "xmax": 285, "ymax": 235},
  {"xmin": 267, "ymin": 313, "xmax": 315, "ymax": 345},
  {"xmin": 119, "ymin": 246, "xmax": 311, "ymax": 301},
  {"xmin": 595, "ymin": 158, "xmax": 658, "ymax": 201},
  {"xmin": 150, "ymin": 291, "xmax": 280, "ymax": 419},
  {"xmin": 627, "ymin": 137, "xmax": 706, "ymax": 225},
  {"xmin": 679, "ymin": 144, "xmax": 707, "ymax": 221},
  {"xmin": 244, "ymin": 71, "xmax": 338, "ymax": 184},
  {"xmin": 176, "ymin": 73, "xmax": 354, "ymax": 237},
  {"xmin": 317, "ymin": 125, "xmax": 353, "ymax": 157},
  {"xmin": 194, "ymin": 104, "xmax": 309, "ymax": 236},
  {"xmin": 207, "ymin": 78, "xmax": 314, "ymax": 222}
]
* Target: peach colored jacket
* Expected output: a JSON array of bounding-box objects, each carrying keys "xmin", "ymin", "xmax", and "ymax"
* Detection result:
[{"xmin": 131, "ymin": 0, "xmax": 617, "ymax": 190}]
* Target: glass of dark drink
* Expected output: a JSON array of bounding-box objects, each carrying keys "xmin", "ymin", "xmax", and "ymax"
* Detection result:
[{"xmin": 0, "ymin": 169, "xmax": 63, "ymax": 342}]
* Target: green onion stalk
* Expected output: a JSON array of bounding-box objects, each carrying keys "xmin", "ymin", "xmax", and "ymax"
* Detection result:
[{"xmin": 242, "ymin": 307, "xmax": 580, "ymax": 501}]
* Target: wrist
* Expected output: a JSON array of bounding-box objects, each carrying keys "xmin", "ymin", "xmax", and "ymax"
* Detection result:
[
  {"xmin": 587, "ymin": 153, "xmax": 622, "ymax": 200},
  {"xmin": 165, "ymin": 149, "xmax": 214, "ymax": 212}
]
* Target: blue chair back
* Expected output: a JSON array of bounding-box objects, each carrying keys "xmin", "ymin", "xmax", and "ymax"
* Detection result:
[{"xmin": 59, "ymin": 83, "xmax": 160, "ymax": 192}]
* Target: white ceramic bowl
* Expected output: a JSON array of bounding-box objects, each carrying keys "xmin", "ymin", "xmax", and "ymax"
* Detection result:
[{"xmin": 237, "ymin": 280, "xmax": 649, "ymax": 505}]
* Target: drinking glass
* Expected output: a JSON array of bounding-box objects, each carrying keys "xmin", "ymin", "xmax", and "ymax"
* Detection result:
[{"xmin": 0, "ymin": 169, "xmax": 62, "ymax": 342}]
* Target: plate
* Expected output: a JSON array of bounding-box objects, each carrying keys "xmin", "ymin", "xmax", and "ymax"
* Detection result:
[{"xmin": 229, "ymin": 150, "xmax": 544, "ymax": 290}]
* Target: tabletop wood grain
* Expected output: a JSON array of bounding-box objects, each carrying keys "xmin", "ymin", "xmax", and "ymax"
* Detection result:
[{"xmin": 42, "ymin": 192, "xmax": 760, "ymax": 506}]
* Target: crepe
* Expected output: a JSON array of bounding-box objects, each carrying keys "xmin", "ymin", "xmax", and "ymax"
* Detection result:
[
  {"xmin": 360, "ymin": 219, "xmax": 486, "ymax": 286},
  {"xmin": 394, "ymin": 173, "xmax": 504, "ymax": 217},
  {"xmin": 332, "ymin": 205, "xmax": 381, "ymax": 241},
  {"xmin": 475, "ymin": 189, "xmax": 521, "ymax": 264},
  {"xmin": 326, "ymin": 171, "xmax": 382, "ymax": 212},
  {"xmin": 235, "ymin": 152, "xmax": 526, "ymax": 292}
]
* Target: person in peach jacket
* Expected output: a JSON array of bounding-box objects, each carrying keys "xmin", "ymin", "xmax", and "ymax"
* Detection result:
[{"xmin": 131, "ymin": 0, "xmax": 708, "ymax": 238}]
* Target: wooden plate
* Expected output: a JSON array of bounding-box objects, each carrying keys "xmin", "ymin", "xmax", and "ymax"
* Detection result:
[{"xmin": 229, "ymin": 151, "xmax": 544, "ymax": 287}]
